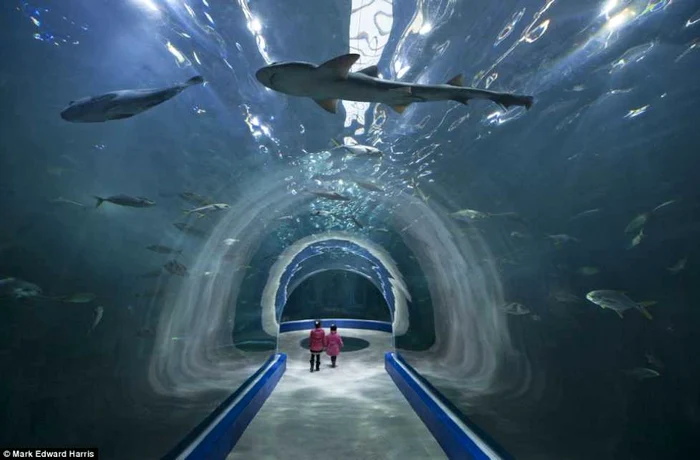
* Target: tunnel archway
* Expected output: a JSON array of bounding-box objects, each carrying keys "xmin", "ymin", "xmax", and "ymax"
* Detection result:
[
  {"xmin": 261, "ymin": 232, "xmax": 411, "ymax": 339},
  {"xmin": 281, "ymin": 270, "xmax": 392, "ymax": 322}
]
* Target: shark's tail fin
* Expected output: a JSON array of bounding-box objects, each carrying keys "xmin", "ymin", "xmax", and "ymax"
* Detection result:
[
  {"xmin": 184, "ymin": 75, "xmax": 205, "ymax": 87},
  {"xmin": 93, "ymin": 196, "xmax": 105, "ymax": 208},
  {"xmin": 491, "ymin": 93, "xmax": 534, "ymax": 111}
]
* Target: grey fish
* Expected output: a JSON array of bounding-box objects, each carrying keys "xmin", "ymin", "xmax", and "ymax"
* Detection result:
[
  {"xmin": 164, "ymin": 260, "xmax": 188, "ymax": 276},
  {"xmin": 354, "ymin": 180, "xmax": 384, "ymax": 192},
  {"xmin": 89, "ymin": 306, "xmax": 104, "ymax": 334},
  {"xmin": 61, "ymin": 76, "xmax": 205, "ymax": 122},
  {"xmin": 179, "ymin": 191, "xmax": 213, "ymax": 206},
  {"xmin": 94, "ymin": 194, "xmax": 155, "ymax": 208},
  {"xmin": 173, "ymin": 222, "xmax": 207, "ymax": 238},
  {"xmin": 306, "ymin": 189, "xmax": 352, "ymax": 201},
  {"xmin": 624, "ymin": 367, "xmax": 660, "ymax": 380},
  {"xmin": 546, "ymin": 234, "xmax": 580, "ymax": 247},
  {"xmin": 349, "ymin": 216, "xmax": 364, "ymax": 228},
  {"xmin": 667, "ymin": 256, "xmax": 688, "ymax": 275},
  {"xmin": 568, "ymin": 208, "xmax": 601, "ymax": 222},
  {"xmin": 499, "ymin": 302, "xmax": 531, "ymax": 316},
  {"xmin": 625, "ymin": 212, "xmax": 650, "ymax": 233},
  {"xmin": 146, "ymin": 245, "xmax": 182, "ymax": 255},
  {"xmin": 0, "ymin": 277, "xmax": 42, "ymax": 299},
  {"xmin": 627, "ymin": 228, "xmax": 644, "ymax": 250},
  {"xmin": 60, "ymin": 292, "xmax": 96, "ymax": 303},
  {"xmin": 450, "ymin": 209, "xmax": 490, "ymax": 222},
  {"xmin": 652, "ymin": 200, "xmax": 676, "ymax": 213},
  {"xmin": 255, "ymin": 53, "xmax": 533, "ymax": 114}
]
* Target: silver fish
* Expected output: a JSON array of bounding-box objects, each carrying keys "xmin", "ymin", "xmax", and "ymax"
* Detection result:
[
  {"xmin": 499, "ymin": 302, "xmax": 531, "ymax": 315},
  {"xmin": 586, "ymin": 290, "xmax": 655, "ymax": 320},
  {"xmin": 61, "ymin": 76, "xmax": 205, "ymax": 122}
]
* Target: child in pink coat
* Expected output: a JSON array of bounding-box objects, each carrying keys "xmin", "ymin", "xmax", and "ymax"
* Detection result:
[
  {"xmin": 309, "ymin": 320, "xmax": 326, "ymax": 372},
  {"xmin": 324, "ymin": 324, "xmax": 344, "ymax": 368}
]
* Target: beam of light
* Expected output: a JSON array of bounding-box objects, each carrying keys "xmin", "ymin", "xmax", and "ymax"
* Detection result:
[
  {"xmin": 237, "ymin": 0, "xmax": 272, "ymax": 64},
  {"xmin": 342, "ymin": 0, "xmax": 394, "ymax": 132},
  {"xmin": 131, "ymin": 0, "xmax": 160, "ymax": 14},
  {"xmin": 605, "ymin": 7, "xmax": 636, "ymax": 31}
]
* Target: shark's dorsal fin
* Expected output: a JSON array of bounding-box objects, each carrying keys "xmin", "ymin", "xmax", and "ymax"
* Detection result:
[
  {"xmin": 447, "ymin": 74, "xmax": 464, "ymax": 86},
  {"xmin": 357, "ymin": 65, "xmax": 379, "ymax": 77},
  {"xmin": 388, "ymin": 104, "xmax": 410, "ymax": 114},
  {"xmin": 314, "ymin": 98, "xmax": 338, "ymax": 114},
  {"xmin": 318, "ymin": 54, "xmax": 360, "ymax": 78}
]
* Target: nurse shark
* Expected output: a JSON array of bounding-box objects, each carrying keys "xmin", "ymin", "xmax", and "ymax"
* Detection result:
[{"xmin": 255, "ymin": 53, "xmax": 533, "ymax": 114}]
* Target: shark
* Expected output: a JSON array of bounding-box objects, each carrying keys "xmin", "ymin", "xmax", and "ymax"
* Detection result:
[{"xmin": 255, "ymin": 53, "xmax": 534, "ymax": 114}]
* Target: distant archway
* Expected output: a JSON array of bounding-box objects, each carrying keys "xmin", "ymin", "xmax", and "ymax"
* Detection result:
[
  {"xmin": 282, "ymin": 270, "xmax": 392, "ymax": 322},
  {"xmin": 260, "ymin": 232, "xmax": 410, "ymax": 338}
]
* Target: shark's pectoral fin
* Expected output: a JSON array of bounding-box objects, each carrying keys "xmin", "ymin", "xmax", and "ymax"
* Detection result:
[
  {"xmin": 390, "ymin": 86, "xmax": 412, "ymax": 94},
  {"xmin": 314, "ymin": 98, "xmax": 338, "ymax": 114},
  {"xmin": 318, "ymin": 54, "xmax": 361, "ymax": 78},
  {"xmin": 388, "ymin": 104, "xmax": 410, "ymax": 114},
  {"xmin": 447, "ymin": 74, "xmax": 464, "ymax": 86},
  {"xmin": 357, "ymin": 65, "xmax": 379, "ymax": 77}
]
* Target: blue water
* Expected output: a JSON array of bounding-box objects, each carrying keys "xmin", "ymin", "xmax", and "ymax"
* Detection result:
[{"xmin": 1, "ymin": 0, "xmax": 700, "ymax": 458}]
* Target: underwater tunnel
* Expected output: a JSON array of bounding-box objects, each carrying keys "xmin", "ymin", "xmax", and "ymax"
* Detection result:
[{"xmin": 161, "ymin": 233, "xmax": 512, "ymax": 460}]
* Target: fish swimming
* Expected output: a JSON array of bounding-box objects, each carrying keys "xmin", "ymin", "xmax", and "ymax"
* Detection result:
[
  {"xmin": 627, "ymin": 228, "xmax": 644, "ymax": 250},
  {"xmin": 0, "ymin": 277, "xmax": 43, "ymax": 299},
  {"xmin": 179, "ymin": 191, "xmax": 212, "ymax": 206},
  {"xmin": 255, "ymin": 53, "xmax": 533, "ymax": 114},
  {"xmin": 88, "ymin": 306, "xmax": 104, "ymax": 334},
  {"xmin": 576, "ymin": 266, "xmax": 600, "ymax": 276},
  {"xmin": 183, "ymin": 203, "xmax": 230, "ymax": 218},
  {"xmin": 499, "ymin": 302, "xmax": 531, "ymax": 316},
  {"xmin": 585, "ymin": 290, "xmax": 655, "ymax": 320},
  {"xmin": 568, "ymin": 208, "xmax": 601, "ymax": 222},
  {"xmin": 354, "ymin": 179, "xmax": 384, "ymax": 192},
  {"xmin": 164, "ymin": 259, "xmax": 188, "ymax": 276},
  {"xmin": 61, "ymin": 76, "xmax": 205, "ymax": 122},
  {"xmin": 450, "ymin": 209, "xmax": 490, "ymax": 222},
  {"xmin": 652, "ymin": 200, "xmax": 676, "ymax": 213},
  {"xmin": 94, "ymin": 195, "xmax": 156, "ymax": 208},
  {"xmin": 306, "ymin": 190, "xmax": 352, "ymax": 201},
  {"xmin": 624, "ymin": 367, "xmax": 661, "ymax": 380},
  {"xmin": 60, "ymin": 292, "xmax": 97, "ymax": 303},
  {"xmin": 667, "ymin": 256, "xmax": 687, "ymax": 275},
  {"xmin": 625, "ymin": 212, "xmax": 650, "ymax": 233},
  {"xmin": 330, "ymin": 139, "xmax": 383, "ymax": 156},
  {"xmin": 547, "ymin": 234, "xmax": 581, "ymax": 247},
  {"xmin": 173, "ymin": 222, "xmax": 207, "ymax": 238}
]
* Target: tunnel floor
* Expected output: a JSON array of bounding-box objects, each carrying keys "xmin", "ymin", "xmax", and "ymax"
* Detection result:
[{"xmin": 227, "ymin": 330, "xmax": 446, "ymax": 459}]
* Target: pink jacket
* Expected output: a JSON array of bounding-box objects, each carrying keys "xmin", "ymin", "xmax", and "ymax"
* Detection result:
[
  {"xmin": 309, "ymin": 327, "xmax": 326, "ymax": 352},
  {"xmin": 324, "ymin": 332, "xmax": 344, "ymax": 356}
]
